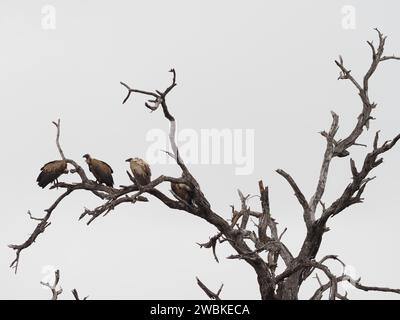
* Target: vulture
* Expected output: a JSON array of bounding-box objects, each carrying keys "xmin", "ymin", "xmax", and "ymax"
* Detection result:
[
  {"xmin": 36, "ymin": 160, "xmax": 68, "ymax": 188},
  {"xmin": 126, "ymin": 157, "xmax": 151, "ymax": 186},
  {"xmin": 171, "ymin": 182, "xmax": 194, "ymax": 205},
  {"xmin": 83, "ymin": 154, "xmax": 114, "ymax": 187}
]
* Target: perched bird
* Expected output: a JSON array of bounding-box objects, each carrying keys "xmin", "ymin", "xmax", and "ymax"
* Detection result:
[
  {"xmin": 171, "ymin": 182, "xmax": 194, "ymax": 204},
  {"xmin": 126, "ymin": 157, "xmax": 151, "ymax": 186},
  {"xmin": 83, "ymin": 154, "xmax": 114, "ymax": 187},
  {"xmin": 36, "ymin": 160, "xmax": 68, "ymax": 188}
]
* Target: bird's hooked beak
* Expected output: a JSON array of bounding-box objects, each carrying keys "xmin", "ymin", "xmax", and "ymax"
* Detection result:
[{"xmin": 125, "ymin": 158, "xmax": 132, "ymax": 162}]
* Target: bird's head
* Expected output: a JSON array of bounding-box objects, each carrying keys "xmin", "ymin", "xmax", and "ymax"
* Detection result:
[
  {"xmin": 127, "ymin": 157, "xmax": 143, "ymax": 165},
  {"xmin": 132, "ymin": 157, "xmax": 144, "ymax": 165},
  {"xmin": 83, "ymin": 154, "xmax": 91, "ymax": 163}
]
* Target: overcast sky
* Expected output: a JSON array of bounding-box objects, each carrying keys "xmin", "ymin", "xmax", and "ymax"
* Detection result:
[{"xmin": 1, "ymin": 0, "xmax": 400, "ymax": 300}]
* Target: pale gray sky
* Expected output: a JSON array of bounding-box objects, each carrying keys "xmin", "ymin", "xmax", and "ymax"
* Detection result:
[{"xmin": 1, "ymin": 0, "xmax": 400, "ymax": 300}]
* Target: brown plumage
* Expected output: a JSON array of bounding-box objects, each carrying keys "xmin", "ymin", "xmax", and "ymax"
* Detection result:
[
  {"xmin": 83, "ymin": 154, "xmax": 114, "ymax": 187},
  {"xmin": 126, "ymin": 157, "xmax": 151, "ymax": 186},
  {"xmin": 171, "ymin": 182, "xmax": 194, "ymax": 204},
  {"xmin": 37, "ymin": 160, "xmax": 67, "ymax": 188}
]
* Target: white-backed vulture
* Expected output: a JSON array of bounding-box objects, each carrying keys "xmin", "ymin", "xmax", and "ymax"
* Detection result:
[
  {"xmin": 171, "ymin": 182, "xmax": 194, "ymax": 204},
  {"xmin": 126, "ymin": 157, "xmax": 151, "ymax": 186},
  {"xmin": 83, "ymin": 154, "xmax": 114, "ymax": 187},
  {"xmin": 36, "ymin": 160, "xmax": 68, "ymax": 188}
]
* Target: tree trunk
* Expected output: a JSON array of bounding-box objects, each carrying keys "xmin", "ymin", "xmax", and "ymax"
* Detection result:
[
  {"xmin": 257, "ymin": 273, "xmax": 276, "ymax": 300},
  {"xmin": 276, "ymin": 274, "xmax": 301, "ymax": 300}
]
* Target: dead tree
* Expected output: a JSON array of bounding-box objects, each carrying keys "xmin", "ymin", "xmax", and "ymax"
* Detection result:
[{"xmin": 9, "ymin": 29, "xmax": 400, "ymax": 300}]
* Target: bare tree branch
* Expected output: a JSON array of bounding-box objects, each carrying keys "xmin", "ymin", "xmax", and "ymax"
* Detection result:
[
  {"xmin": 197, "ymin": 233, "xmax": 222, "ymax": 263},
  {"xmin": 258, "ymin": 181, "xmax": 270, "ymax": 243},
  {"xmin": 332, "ymin": 29, "xmax": 399, "ymax": 157},
  {"xmin": 309, "ymin": 112, "xmax": 339, "ymax": 216},
  {"xmin": 276, "ymin": 169, "xmax": 312, "ymax": 228},
  {"xmin": 72, "ymin": 288, "xmax": 88, "ymax": 300},
  {"xmin": 196, "ymin": 277, "xmax": 223, "ymax": 300},
  {"xmin": 40, "ymin": 270, "xmax": 63, "ymax": 300},
  {"xmin": 343, "ymin": 275, "xmax": 400, "ymax": 294},
  {"xmin": 310, "ymin": 274, "xmax": 400, "ymax": 300},
  {"xmin": 320, "ymin": 131, "xmax": 400, "ymax": 222},
  {"xmin": 8, "ymin": 189, "xmax": 72, "ymax": 273},
  {"xmin": 52, "ymin": 119, "xmax": 66, "ymax": 161}
]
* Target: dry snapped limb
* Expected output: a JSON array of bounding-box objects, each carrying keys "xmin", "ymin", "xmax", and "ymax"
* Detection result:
[
  {"xmin": 72, "ymin": 288, "xmax": 89, "ymax": 300},
  {"xmin": 40, "ymin": 269, "xmax": 88, "ymax": 300},
  {"xmin": 197, "ymin": 233, "xmax": 222, "ymax": 263},
  {"xmin": 196, "ymin": 277, "xmax": 224, "ymax": 300},
  {"xmin": 200, "ymin": 179, "xmax": 293, "ymax": 285},
  {"xmin": 40, "ymin": 270, "xmax": 63, "ymax": 300},
  {"xmin": 197, "ymin": 180, "xmax": 293, "ymax": 277}
]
